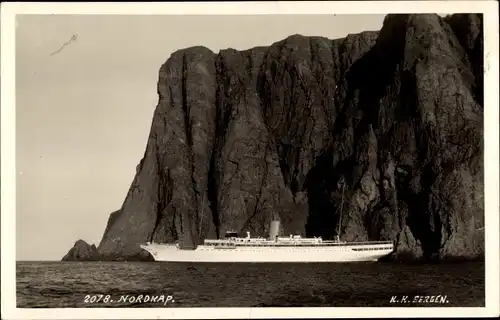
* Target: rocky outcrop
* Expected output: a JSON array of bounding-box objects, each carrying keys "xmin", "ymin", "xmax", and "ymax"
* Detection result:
[
  {"xmin": 62, "ymin": 240, "xmax": 100, "ymax": 261},
  {"xmin": 65, "ymin": 13, "xmax": 484, "ymax": 261}
]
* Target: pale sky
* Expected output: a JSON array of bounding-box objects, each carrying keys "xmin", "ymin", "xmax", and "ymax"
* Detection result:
[{"xmin": 16, "ymin": 14, "xmax": 386, "ymax": 261}]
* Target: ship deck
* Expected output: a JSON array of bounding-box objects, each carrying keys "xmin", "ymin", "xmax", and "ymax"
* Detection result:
[{"xmin": 203, "ymin": 240, "xmax": 394, "ymax": 247}]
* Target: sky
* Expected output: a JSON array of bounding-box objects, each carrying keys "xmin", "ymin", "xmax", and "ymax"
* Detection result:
[{"xmin": 16, "ymin": 14, "xmax": 387, "ymax": 261}]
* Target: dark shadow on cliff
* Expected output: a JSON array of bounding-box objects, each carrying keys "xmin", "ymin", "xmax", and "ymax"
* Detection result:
[
  {"xmin": 303, "ymin": 15, "xmax": 411, "ymax": 242},
  {"xmin": 304, "ymin": 150, "xmax": 339, "ymax": 239}
]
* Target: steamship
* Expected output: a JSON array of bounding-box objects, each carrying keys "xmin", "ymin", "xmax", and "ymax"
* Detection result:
[
  {"xmin": 141, "ymin": 183, "xmax": 394, "ymax": 262},
  {"xmin": 140, "ymin": 220, "xmax": 394, "ymax": 263}
]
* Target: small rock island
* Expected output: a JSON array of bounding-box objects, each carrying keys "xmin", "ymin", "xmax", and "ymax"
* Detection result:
[{"xmin": 63, "ymin": 14, "xmax": 484, "ymax": 262}]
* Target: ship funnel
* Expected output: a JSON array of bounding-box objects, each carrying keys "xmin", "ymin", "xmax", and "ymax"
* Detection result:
[{"xmin": 269, "ymin": 220, "xmax": 280, "ymax": 241}]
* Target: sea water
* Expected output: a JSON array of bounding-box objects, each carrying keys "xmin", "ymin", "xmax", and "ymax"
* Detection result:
[{"xmin": 16, "ymin": 261, "xmax": 484, "ymax": 308}]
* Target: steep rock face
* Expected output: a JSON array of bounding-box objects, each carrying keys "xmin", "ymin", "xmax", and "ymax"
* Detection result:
[
  {"xmin": 95, "ymin": 13, "xmax": 483, "ymax": 261},
  {"xmin": 445, "ymin": 14, "xmax": 484, "ymax": 106},
  {"xmin": 62, "ymin": 240, "xmax": 100, "ymax": 261}
]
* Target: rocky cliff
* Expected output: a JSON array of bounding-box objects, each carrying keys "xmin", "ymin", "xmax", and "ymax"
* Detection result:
[{"xmin": 64, "ymin": 13, "xmax": 484, "ymax": 261}]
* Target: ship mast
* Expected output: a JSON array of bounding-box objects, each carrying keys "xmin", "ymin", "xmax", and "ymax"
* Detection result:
[
  {"xmin": 337, "ymin": 180, "xmax": 345, "ymax": 243},
  {"xmin": 199, "ymin": 190, "xmax": 205, "ymax": 240}
]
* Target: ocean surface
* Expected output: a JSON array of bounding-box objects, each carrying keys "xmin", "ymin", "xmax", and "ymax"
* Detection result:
[{"xmin": 17, "ymin": 261, "xmax": 484, "ymax": 308}]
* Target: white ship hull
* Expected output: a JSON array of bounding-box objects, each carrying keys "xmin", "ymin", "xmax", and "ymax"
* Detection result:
[{"xmin": 140, "ymin": 242, "xmax": 394, "ymax": 263}]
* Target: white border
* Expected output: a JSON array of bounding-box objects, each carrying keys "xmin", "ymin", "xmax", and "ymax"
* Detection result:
[{"xmin": 1, "ymin": 1, "xmax": 499, "ymax": 319}]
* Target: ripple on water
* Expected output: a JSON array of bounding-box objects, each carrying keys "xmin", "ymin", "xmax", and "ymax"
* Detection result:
[{"xmin": 16, "ymin": 261, "xmax": 485, "ymax": 308}]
